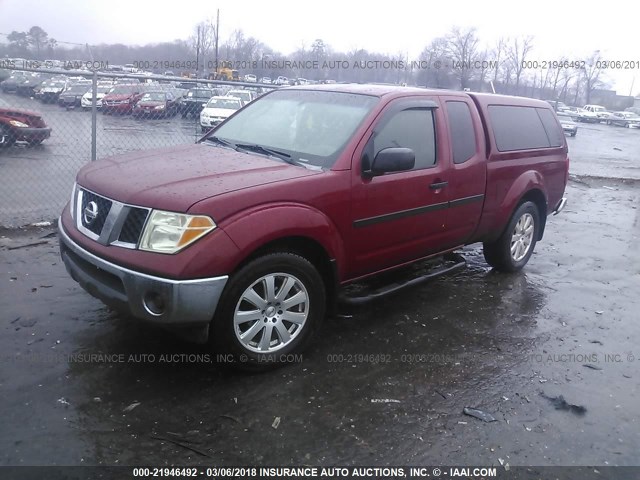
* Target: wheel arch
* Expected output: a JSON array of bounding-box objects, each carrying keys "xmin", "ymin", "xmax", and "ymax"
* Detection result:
[
  {"xmin": 519, "ymin": 188, "xmax": 548, "ymax": 240},
  {"xmin": 228, "ymin": 235, "xmax": 339, "ymax": 314}
]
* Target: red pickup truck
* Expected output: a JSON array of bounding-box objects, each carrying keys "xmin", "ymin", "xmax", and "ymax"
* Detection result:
[{"xmin": 59, "ymin": 85, "xmax": 568, "ymax": 368}]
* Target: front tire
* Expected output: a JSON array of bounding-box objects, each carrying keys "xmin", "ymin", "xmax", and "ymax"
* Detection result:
[
  {"xmin": 213, "ymin": 253, "xmax": 326, "ymax": 370},
  {"xmin": 0, "ymin": 126, "xmax": 16, "ymax": 148},
  {"xmin": 483, "ymin": 201, "xmax": 540, "ymax": 272}
]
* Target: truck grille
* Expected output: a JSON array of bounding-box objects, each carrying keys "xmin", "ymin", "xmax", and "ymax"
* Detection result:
[
  {"xmin": 118, "ymin": 207, "xmax": 149, "ymax": 244},
  {"xmin": 75, "ymin": 187, "xmax": 149, "ymax": 248},
  {"xmin": 80, "ymin": 190, "xmax": 112, "ymax": 236}
]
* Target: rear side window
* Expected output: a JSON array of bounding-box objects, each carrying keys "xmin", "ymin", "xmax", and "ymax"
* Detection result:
[
  {"xmin": 446, "ymin": 101, "xmax": 476, "ymax": 164},
  {"xmin": 373, "ymin": 108, "xmax": 436, "ymax": 169},
  {"xmin": 488, "ymin": 105, "xmax": 559, "ymax": 152},
  {"xmin": 536, "ymin": 108, "xmax": 564, "ymax": 147}
]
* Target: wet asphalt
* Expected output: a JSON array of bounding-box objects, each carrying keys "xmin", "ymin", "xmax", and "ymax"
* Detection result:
[{"xmin": 1, "ymin": 175, "xmax": 639, "ymax": 468}]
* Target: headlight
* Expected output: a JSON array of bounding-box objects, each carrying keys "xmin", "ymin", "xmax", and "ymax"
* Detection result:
[
  {"xmin": 140, "ymin": 210, "xmax": 216, "ymax": 254},
  {"xmin": 154, "ymin": 105, "xmax": 165, "ymax": 110},
  {"xmin": 9, "ymin": 120, "xmax": 29, "ymax": 128},
  {"xmin": 69, "ymin": 182, "xmax": 77, "ymax": 220}
]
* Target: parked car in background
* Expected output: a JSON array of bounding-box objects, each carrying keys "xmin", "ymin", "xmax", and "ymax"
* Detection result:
[
  {"xmin": 556, "ymin": 112, "xmax": 578, "ymax": 136},
  {"xmin": 244, "ymin": 74, "xmax": 257, "ymax": 83},
  {"xmin": 0, "ymin": 71, "xmax": 29, "ymax": 93},
  {"xmin": 81, "ymin": 83, "xmax": 114, "ymax": 110},
  {"xmin": 606, "ymin": 111, "xmax": 640, "ymax": 128},
  {"xmin": 546, "ymin": 100, "xmax": 570, "ymax": 112},
  {"xmin": 58, "ymin": 82, "xmax": 92, "ymax": 109},
  {"xmin": 225, "ymin": 89, "xmax": 256, "ymax": 106},
  {"xmin": 37, "ymin": 78, "xmax": 69, "ymax": 103},
  {"xmin": 260, "ymin": 77, "xmax": 272, "ymax": 84},
  {"xmin": 16, "ymin": 73, "xmax": 49, "ymax": 97},
  {"xmin": 199, "ymin": 96, "xmax": 242, "ymax": 131},
  {"xmin": 0, "ymin": 97, "xmax": 51, "ymax": 147},
  {"xmin": 179, "ymin": 88, "xmax": 217, "ymax": 118},
  {"xmin": 102, "ymin": 84, "xmax": 146, "ymax": 114},
  {"xmin": 275, "ymin": 76, "xmax": 289, "ymax": 85},
  {"xmin": 578, "ymin": 104, "xmax": 608, "ymax": 123},
  {"xmin": 132, "ymin": 90, "xmax": 179, "ymax": 118},
  {"xmin": 176, "ymin": 81, "xmax": 197, "ymax": 90}
]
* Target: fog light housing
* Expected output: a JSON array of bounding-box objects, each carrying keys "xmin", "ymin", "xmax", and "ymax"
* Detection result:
[{"xmin": 143, "ymin": 291, "xmax": 165, "ymax": 316}]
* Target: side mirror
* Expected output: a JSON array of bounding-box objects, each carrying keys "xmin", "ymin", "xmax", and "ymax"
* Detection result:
[{"xmin": 369, "ymin": 148, "xmax": 415, "ymax": 176}]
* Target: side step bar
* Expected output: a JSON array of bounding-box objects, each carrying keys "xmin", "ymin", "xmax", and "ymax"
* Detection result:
[{"xmin": 338, "ymin": 252, "xmax": 466, "ymax": 306}]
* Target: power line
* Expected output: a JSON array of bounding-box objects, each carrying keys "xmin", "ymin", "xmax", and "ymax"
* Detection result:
[{"xmin": 0, "ymin": 32, "xmax": 90, "ymax": 48}]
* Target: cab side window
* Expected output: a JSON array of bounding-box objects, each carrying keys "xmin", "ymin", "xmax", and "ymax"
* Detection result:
[
  {"xmin": 446, "ymin": 101, "xmax": 476, "ymax": 164},
  {"xmin": 373, "ymin": 108, "xmax": 436, "ymax": 170}
]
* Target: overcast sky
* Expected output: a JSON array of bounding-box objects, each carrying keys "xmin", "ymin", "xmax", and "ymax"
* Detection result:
[{"xmin": 0, "ymin": 0, "xmax": 637, "ymax": 94}]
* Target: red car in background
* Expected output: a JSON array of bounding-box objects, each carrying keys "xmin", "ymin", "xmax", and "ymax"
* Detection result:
[
  {"xmin": 132, "ymin": 90, "xmax": 179, "ymax": 118},
  {"xmin": 0, "ymin": 98, "xmax": 51, "ymax": 147},
  {"xmin": 102, "ymin": 84, "xmax": 145, "ymax": 114}
]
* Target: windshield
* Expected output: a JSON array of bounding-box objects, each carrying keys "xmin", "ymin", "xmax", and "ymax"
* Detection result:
[
  {"xmin": 228, "ymin": 91, "xmax": 251, "ymax": 100},
  {"xmin": 188, "ymin": 89, "xmax": 214, "ymax": 99},
  {"xmin": 109, "ymin": 85, "xmax": 137, "ymax": 94},
  {"xmin": 210, "ymin": 90, "xmax": 378, "ymax": 168},
  {"xmin": 206, "ymin": 98, "xmax": 242, "ymax": 110},
  {"xmin": 66, "ymin": 84, "xmax": 91, "ymax": 94},
  {"xmin": 140, "ymin": 92, "xmax": 166, "ymax": 102}
]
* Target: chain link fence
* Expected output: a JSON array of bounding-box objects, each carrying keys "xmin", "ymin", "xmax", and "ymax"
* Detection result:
[{"xmin": 0, "ymin": 66, "xmax": 277, "ymax": 226}]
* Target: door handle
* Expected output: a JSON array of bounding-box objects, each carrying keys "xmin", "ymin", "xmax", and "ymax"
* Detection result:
[{"xmin": 429, "ymin": 181, "xmax": 448, "ymax": 190}]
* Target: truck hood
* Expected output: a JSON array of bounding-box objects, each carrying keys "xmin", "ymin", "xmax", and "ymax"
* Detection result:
[{"xmin": 77, "ymin": 143, "xmax": 320, "ymax": 212}]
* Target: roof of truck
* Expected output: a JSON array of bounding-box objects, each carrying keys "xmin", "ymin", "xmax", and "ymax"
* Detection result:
[{"xmin": 285, "ymin": 84, "xmax": 555, "ymax": 108}]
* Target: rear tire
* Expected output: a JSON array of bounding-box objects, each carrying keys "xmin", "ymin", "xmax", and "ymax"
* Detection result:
[
  {"xmin": 0, "ymin": 126, "xmax": 16, "ymax": 148},
  {"xmin": 483, "ymin": 201, "xmax": 540, "ymax": 272},
  {"xmin": 212, "ymin": 253, "xmax": 326, "ymax": 371}
]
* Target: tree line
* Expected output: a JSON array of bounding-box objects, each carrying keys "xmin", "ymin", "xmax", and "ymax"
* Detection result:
[{"xmin": 0, "ymin": 24, "xmax": 619, "ymax": 106}]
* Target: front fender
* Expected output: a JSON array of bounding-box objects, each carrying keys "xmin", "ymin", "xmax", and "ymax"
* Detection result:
[{"xmin": 219, "ymin": 202, "xmax": 346, "ymax": 275}]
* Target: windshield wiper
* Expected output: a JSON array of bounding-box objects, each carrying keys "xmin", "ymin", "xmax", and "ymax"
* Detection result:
[
  {"xmin": 234, "ymin": 143, "xmax": 304, "ymax": 167},
  {"xmin": 204, "ymin": 136, "xmax": 236, "ymax": 149}
]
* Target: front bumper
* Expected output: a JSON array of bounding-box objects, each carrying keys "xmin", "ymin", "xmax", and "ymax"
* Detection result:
[
  {"xmin": 81, "ymin": 97, "xmax": 103, "ymax": 108},
  {"xmin": 58, "ymin": 218, "xmax": 228, "ymax": 326},
  {"xmin": 16, "ymin": 127, "xmax": 51, "ymax": 142},
  {"xmin": 103, "ymin": 103, "xmax": 132, "ymax": 113},
  {"xmin": 200, "ymin": 118, "xmax": 224, "ymax": 128}
]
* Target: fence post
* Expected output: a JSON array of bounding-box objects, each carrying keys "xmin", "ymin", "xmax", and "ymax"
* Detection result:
[{"xmin": 91, "ymin": 70, "xmax": 97, "ymax": 161}]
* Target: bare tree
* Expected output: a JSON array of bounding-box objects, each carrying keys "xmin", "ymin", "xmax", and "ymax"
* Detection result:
[
  {"xmin": 46, "ymin": 38, "xmax": 57, "ymax": 57},
  {"xmin": 419, "ymin": 37, "xmax": 453, "ymax": 89},
  {"xmin": 507, "ymin": 36, "xmax": 534, "ymax": 94},
  {"xmin": 582, "ymin": 50, "xmax": 606, "ymax": 104},
  {"xmin": 491, "ymin": 37, "xmax": 507, "ymax": 84},
  {"xmin": 446, "ymin": 26, "xmax": 480, "ymax": 89},
  {"xmin": 189, "ymin": 19, "xmax": 218, "ymax": 73}
]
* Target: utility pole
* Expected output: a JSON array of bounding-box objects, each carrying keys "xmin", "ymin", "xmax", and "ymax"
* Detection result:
[
  {"xmin": 195, "ymin": 25, "xmax": 201, "ymax": 78},
  {"xmin": 214, "ymin": 9, "xmax": 220, "ymax": 73}
]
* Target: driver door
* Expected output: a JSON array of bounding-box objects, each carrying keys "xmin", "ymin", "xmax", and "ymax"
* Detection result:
[{"xmin": 348, "ymin": 97, "xmax": 453, "ymax": 278}]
